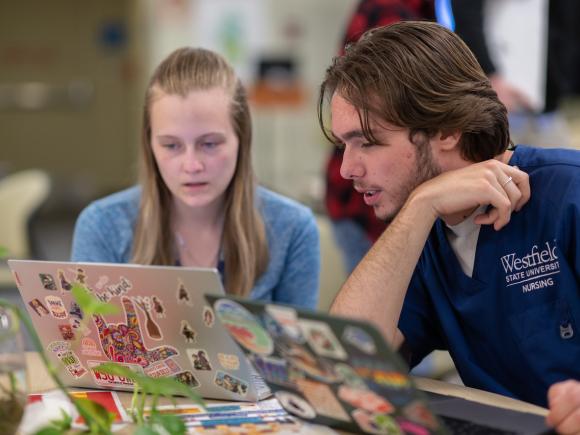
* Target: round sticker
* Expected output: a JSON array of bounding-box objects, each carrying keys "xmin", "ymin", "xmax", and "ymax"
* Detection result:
[
  {"xmin": 274, "ymin": 391, "xmax": 316, "ymax": 420},
  {"xmin": 214, "ymin": 299, "xmax": 273, "ymax": 355}
]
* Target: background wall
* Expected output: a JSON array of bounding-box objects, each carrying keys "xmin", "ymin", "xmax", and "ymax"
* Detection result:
[{"xmin": 0, "ymin": 0, "xmax": 357, "ymax": 212}]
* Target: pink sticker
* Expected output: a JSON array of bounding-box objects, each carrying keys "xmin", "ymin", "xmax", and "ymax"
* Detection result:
[
  {"xmin": 144, "ymin": 359, "xmax": 182, "ymax": 378},
  {"xmin": 81, "ymin": 337, "xmax": 103, "ymax": 357}
]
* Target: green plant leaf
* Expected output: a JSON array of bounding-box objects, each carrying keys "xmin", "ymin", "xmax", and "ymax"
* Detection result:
[
  {"xmin": 150, "ymin": 413, "xmax": 186, "ymax": 435},
  {"xmin": 134, "ymin": 426, "xmax": 159, "ymax": 435},
  {"xmin": 73, "ymin": 397, "xmax": 115, "ymax": 434},
  {"xmin": 34, "ymin": 428, "xmax": 64, "ymax": 435},
  {"xmin": 71, "ymin": 284, "xmax": 119, "ymax": 316},
  {"xmin": 34, "ymin": 409, "xmax": 73, "ymax": 435}
]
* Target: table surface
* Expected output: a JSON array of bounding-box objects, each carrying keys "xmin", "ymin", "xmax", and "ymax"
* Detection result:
[{"xmin": 25, "ymin": 352, "xmax": 548, "ymax": 416}]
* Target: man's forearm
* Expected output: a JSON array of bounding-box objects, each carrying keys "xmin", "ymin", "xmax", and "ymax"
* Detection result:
[{"xmin": 330, "ymin": 193, "xmax": 436, "ymax": 346}]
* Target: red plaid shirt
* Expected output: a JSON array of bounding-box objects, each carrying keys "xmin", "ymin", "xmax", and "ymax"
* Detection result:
[{"xmin": 325, "ymin": 0, "xmax": 434, "ymax": 242}]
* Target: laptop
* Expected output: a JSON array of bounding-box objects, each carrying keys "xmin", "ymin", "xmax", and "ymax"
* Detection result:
[
  {"xmin": 204, "ymin": 294, "xmax": 553, "ymax": 435},
  {"xmin": 8, "ymin": 260, "xmax": 270, "ymax": 401}
]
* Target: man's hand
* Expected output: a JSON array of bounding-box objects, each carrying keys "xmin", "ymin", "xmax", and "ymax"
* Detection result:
[
  {"xmin": 546, "ymin": 380, "xmax": 580, "ymax": 434},
  {"xmin": 411, "ymin": 159, "xmax": 530, "ymax": 231}
]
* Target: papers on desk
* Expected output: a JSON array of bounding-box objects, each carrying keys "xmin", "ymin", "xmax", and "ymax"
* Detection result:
[
  {"xmin": 140, "ymin": 398, "xmax": 304, "ymax": 433},
  {"xmin": 22, "ymin": 390, "xmax": 130, "ymax": 434}
]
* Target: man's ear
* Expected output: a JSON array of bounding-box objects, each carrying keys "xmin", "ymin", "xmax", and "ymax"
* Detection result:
[{"xmin": 436, "ymin": 130, "xmax": 461, "ymax": 151}]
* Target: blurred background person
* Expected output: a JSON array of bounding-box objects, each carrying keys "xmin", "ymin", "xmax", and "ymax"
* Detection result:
[{"xmin": 450, "ymin": 0, "xmax": 580, "ymax": 148}]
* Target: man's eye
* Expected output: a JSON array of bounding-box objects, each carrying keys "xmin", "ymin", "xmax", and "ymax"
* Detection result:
[{"xmin": 361, "ymin": 142, "xmax": 373, "ymax": 148}]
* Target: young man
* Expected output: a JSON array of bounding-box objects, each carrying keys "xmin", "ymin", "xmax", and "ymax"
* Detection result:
[{"xmin": 319, "ymin": 21, "xmax": 580, "ymax": 433}]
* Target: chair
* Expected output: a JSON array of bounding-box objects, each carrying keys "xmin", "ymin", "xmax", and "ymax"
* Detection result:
[
  {"xmin": 0, "ymin": 169, "xmax": 51, "ymax": 259},
  {"xmin": 315, "ymin": 214, "xmax": 348, "ymax": 311}
]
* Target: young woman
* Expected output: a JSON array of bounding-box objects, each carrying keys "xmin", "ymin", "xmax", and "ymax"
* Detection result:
[{"xmin": 71, "ymin": 47, "xmax": 320, "ymax": 308}]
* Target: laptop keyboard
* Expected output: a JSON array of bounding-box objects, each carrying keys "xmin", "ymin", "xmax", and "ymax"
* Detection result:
[{"xmin": 439, "ymin": 415, "xmax": 518, "ymax": 435}]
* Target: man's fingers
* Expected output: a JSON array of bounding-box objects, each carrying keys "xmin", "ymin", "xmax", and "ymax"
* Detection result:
[
  {"xmin": 507, "ymin": 166, "xmax": 531, "ymax": 211},
  {"xmin": 547, "ymin": 381, "xmax": 580, "ymax": 433}
]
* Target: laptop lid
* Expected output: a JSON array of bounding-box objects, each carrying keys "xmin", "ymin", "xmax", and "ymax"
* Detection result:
[
  {"xmin": 205, "ymin": 295, "xmax": 551, "ymax": 434},
  {"xmin": 8, "ymin": 260, "xmax": 268, "ymax": 401}
]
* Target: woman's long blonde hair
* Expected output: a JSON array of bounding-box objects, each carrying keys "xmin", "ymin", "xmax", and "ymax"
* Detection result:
[{"xmin": 131, "ymin": 47, "xmax": 268, "ymax": 296}]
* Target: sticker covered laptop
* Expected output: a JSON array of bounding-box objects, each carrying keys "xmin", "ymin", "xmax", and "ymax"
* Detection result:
[{"xmin": 8, "ymin": 260, "xmax": 269, "ymax": 401}]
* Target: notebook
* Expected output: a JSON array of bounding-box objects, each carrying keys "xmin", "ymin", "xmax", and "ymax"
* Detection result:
[
  {"xmin": 204, "ymin": 295, "xmax": 553, "ymax": 435},
  {"xmin": 8, "ymin": 260, "xmax": 270, "ymax": 401}
]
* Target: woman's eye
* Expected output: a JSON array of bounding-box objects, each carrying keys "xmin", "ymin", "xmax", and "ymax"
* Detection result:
[
  {"xmin": 162, "ymin": 143, "xmax": 178, "ymax": 150},
  {"xmin": 202, "ymin": 141, "xmax": 217, "ymax": 149}
]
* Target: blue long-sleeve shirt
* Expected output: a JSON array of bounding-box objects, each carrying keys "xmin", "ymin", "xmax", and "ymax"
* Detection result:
[{"xmin": 71, "ymin": 186, "xmax": 320, "ymax": 309}]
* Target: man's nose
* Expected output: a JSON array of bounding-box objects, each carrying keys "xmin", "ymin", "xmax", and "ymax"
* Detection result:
[{"xmin": 339, "ymin": 147, "xmax": 363, "ymax": 180}]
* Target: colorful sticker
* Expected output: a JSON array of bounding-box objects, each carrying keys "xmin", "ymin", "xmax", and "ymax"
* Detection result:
[
  {"xmin": 28, "ymin": 298, "xmax": 50, "ymax": 317},
  {"xmin": 39, "ymin": 273, "xmax": 57, "ymax": 290},
  {"xmin": 174, "ymin": 370, "xmax": 200, "ymax": 388},
  {"xmin": 47, "ymin": 340, "xmax": 69, "ymax": 354},
  {"xmin": 75, "ymin": 268, "xmax": 87, "ymax": 285},
  {"xmin": 352, "ymin": 409, "xmax": 402, "ymax": 435},
  {"xmin": 334, "ymin": 363, "xmax": 368, "ymax": 389},
  {"xmin": 180, "ymin": 320, "xmax": 197, "ymax": 343},
  {"xmin": 93, "ymin": 296, "xmax": 178, "ymax": 368},
  {"xmin": 68, "ymin": 302, "xmax": 90, "ymax": 336},
  {"xmin": 214, "ymin": 371, "xmax": 248, "ymax": 396},
  {"xmin": 343, "ymin": 325, "xmax": 377, "ymax": 355},
  {"xmin": 217, "ymin": 353, "xmax": 240, "ymax": 371},
  {"xmin": 251, "ymin": 355, "xmax": 295, "ymax": 387},
  {"xmin": 45, "ymin": 295, "xmax": 68, "ymax": 319},
  {"xmin": 134, "ymin": 296, "xmax": 162, "ymax": 340},
  {"xmin": 279, "ymin": 341, "xmax": 338, "ymax": 383},
  {"xmin": 397, "ymin": 419, "xmax": 430, "ymax": 435},
  {"xmin": 48, "ymin": 342, "xmax": 87, "ymax": 379},
  {"xmin": 164, "ymin": 357, "xmax": 181, "ymax": 373},
  {"xmin": 81, "ymin": 337, "xmax": 103, "ymax": 357},
  {"xmin": 297, "ymin": 379, "xmax": 350, "ymax": 421},
  {"xmin": 372, "ymin": 371, "xmax": 411, "ymax": 389},
  {"xmin": 58, "ymin": 324, "xmax": 75, "ymax": 341},
  {"xmin": 151, "ymin": 296, "xmax": 166, "ymax": 318},
  {"xmin": 144, "ymin": 359, "xmax": 182, "ymax": 378},
  {"xmin": 88, "ymin": 360, "xmax": 143, "ymax": 388},
  {"xmin": 338, "ymin": 385, "xmax": 394, "ymax": 414},
  {"xmin": 202, "ymin": 305, "xmax": 214, "ymax": 327},
  {"xmin": 402, "ymin": 401, "xmax": 440, "ymax": 431},
  {"xmin": 298, "ymin": 319, "xmax": 347, "ymax": 360},
  {"xmin": 57, "ymin": 269, "xmax": 72, "ymax": 292},
  {"xmin": 187, "ymin": 348, "xmax": 212, "ymax": 371},
  {"xmin": 265, "ymin": 304, "xmax": 303, "ymax": 342},
  {"xmin": 214, "ymin": 299, "xmax": 273, "ymax": 355},
  {"xmin": 274, "ymin": 391, "xmax": 316, "ymax": 420},
  {"xmin": 176, "ymin": 280, "xmax": 193, "ymax": 306}
]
